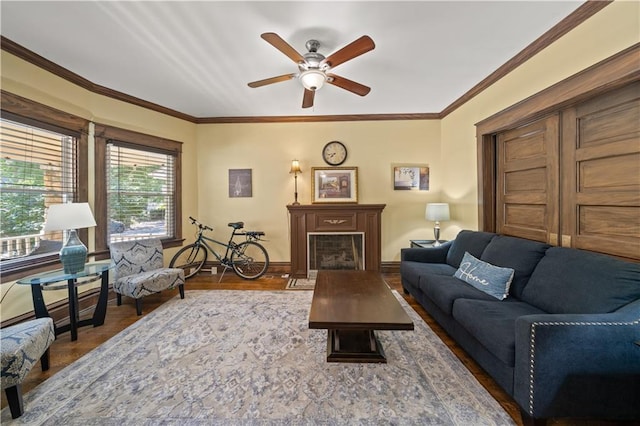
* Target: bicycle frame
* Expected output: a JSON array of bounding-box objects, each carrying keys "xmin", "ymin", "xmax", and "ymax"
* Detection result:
[
  {"xmin": 184, "ymin": 221, "xmax": 267, "ymax": 280},
  {"xmin": 193, "ymin": 230, "xmax": 241, "ymax": 266}
]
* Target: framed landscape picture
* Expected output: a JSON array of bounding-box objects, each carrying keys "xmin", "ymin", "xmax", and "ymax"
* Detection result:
[
  {"xmin": 311, "ymin": 167, "xmax": 358, "ymax": 203},
  {"xmin": 228, "ymin": 169, "xmax": 252, "ymax": 197},
  {"xmin": 393, "ymin": 164, "xmax": 429, "ymax": 190}
]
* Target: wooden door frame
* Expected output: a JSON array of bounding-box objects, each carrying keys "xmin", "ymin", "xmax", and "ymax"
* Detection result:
[{"xmin": 475, "ymin": 44, "xmax": 639, "ymax": 232}]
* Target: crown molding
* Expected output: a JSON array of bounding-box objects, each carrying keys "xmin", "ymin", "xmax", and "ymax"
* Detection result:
[{"xmin": 195, "ymin": 113, "xmax": 439, "ymax": 124}]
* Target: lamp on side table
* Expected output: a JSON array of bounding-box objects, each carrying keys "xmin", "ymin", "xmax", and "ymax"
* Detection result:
[{"xmin": 425, "ymin": 203, "xmax": 450, "ymax": 247}]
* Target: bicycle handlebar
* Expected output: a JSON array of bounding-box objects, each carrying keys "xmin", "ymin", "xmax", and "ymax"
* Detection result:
[{"xmin": 189, "ymin": 216, "xmax": 213, "ymax": 231}]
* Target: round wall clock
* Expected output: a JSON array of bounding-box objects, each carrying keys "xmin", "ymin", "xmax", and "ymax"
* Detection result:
[{"xmin": 322, "ymin": 141, "xmax": 348, "ymax": 166}]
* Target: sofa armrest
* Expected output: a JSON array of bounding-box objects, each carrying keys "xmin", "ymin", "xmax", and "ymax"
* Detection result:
[
  {"xmin": 514, "ymin": 301, "xmax": 640, "ymax": 420},
  {"xmin": 400, "ymin": 241, "xmax": 452, "ymax": 263}
]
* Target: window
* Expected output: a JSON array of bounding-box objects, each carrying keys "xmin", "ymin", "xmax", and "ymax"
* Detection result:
[
  {"xmin": 94, "ymin": 124, "xmax": 182, "ymax": 256},
  {"xmin": 106, "ymin": 142, "xmax": 176, "ymax": 243},
  {"xmin": 0, "ymin": 92, "xmax": 89, "ymax": 279},
  {"xmin": 0, "ymin": 118, "xmax": 78, "ymax": 260}
]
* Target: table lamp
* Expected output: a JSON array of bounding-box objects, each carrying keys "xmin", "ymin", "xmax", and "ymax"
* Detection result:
[
  {"xmin": 289, "ymin": 159, "xmax": 302, "ymax": 205},
  {"xmin": 43, "ymin": 202, "xmax": 97, "ymax": 274},
  {"xmin": 425, "ymin": 203, "xmax": 450, "ymax": 246}
]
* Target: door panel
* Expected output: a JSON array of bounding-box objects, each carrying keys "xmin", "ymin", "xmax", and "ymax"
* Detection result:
[
  {"xmin": 496, "ymin": 115, "xmax": 560, "ymax": 243},
  {"xmin": 562, "ymin": 82, "xmax": 640, "ymax": 260}
]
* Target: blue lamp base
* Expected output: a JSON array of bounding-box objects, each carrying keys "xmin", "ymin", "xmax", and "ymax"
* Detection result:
[{"xmin": 60, "ymin": 229, "xmax": 88, "ymax": 274}]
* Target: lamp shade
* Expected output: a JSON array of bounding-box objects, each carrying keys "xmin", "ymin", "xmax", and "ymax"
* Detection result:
[
  {"xmin": 425, "ymin": 203, "xmax": 450, "ymax": 222},
  {"xmin": 300, "ymin": 70, "xmax": 326, "ymax": 91},
  {"xmin": 290, "ymin": 159, "xmax": 302, "ymax": 174},
  {"xmin": 44, "ymin": 202, "xmax": 97, "ymax": 232}
]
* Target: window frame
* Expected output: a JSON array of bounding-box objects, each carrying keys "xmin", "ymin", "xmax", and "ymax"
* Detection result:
[
  {"xmin": 0, "ymin": 90, "xmax": 89, "ymax": 281},
  {"xmin": 94, "ymin": 124, "xmax": 182, "ymax": 259}
]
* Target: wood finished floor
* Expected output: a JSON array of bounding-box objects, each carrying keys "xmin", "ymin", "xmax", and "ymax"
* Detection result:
[{"xmin": 1, "ymin": 273, "xmax": 632, "ymax": 426}]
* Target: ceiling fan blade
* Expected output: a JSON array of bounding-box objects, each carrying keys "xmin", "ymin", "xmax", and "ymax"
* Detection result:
[
  {"xmin": 327, "ymin": 74, "xmax": 371, "ymax": 96},
  {"xmin": 248, "ymin": 73, "xmax": 296, "ymax": 88},
  {"xmin": 261, "ymin": 32, "xmax": 305, "ymax": 64},
  {"xmin": 302, "ymin": 89, "xmax": 315, "ymax": 108},
  {"xmin": 322, "ymin": 35, "xmax": 375, "ymax": 69}
]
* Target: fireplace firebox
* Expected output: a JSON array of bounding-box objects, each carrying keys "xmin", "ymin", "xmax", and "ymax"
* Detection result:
[{"xmin": 308, "ymin": 232, "xmax": 364, "ymax": 276}]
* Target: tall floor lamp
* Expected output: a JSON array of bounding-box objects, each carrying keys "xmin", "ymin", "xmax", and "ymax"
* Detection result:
[
  {"xmin": 290, "ymin": 160, "xmax": 302, "ymax": 205},
  {"xmin": 425, "ymin": 203, "xmax": 450, "ymax": 246}
]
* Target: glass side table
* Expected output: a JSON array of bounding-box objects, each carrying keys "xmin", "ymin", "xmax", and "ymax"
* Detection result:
[{"xmin": 17, "ymin": 261, "xmax": 112, "ymax": 341}]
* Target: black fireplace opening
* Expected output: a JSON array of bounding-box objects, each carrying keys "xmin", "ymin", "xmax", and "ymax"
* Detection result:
[{"xmin": 307, "ymin": 233, "xmax": 365, "ymax": 277}]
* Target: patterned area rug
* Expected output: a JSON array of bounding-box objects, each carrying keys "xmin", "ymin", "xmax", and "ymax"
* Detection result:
[
  {"xmin": 1, "ymin": 291, "xmax": 515, "ymax": 425},
  {"xmin": 286, "ymin": 277, "xmax": 316, "ymax": 289}
]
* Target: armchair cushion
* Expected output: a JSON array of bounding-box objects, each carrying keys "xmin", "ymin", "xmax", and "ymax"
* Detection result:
[{"xmin": 113, "ymin": 268, "xmax": 185, "ymax": 299}]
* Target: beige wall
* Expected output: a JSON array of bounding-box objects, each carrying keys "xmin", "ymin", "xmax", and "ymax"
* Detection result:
[
  {"xmin": 196, "ymin": 120, "xmax": 441, "ymax": 263},
  {"xmin": 1, "ymin": 0, "xmax": 638, "ymax": 321}
]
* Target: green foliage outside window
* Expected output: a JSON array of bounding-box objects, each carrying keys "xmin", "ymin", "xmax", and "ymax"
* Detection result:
[
  {"xmin": 108, "ymin": 163, "xmax": 167, "ymax": 228},
  {"xmin": 0, "ymin": 158, "xmax": 47, "ymax": 237}
]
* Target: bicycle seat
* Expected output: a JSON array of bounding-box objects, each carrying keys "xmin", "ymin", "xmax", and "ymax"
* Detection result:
[{"xmin": 228, "ymin": 222, "xmax": 244, "ymax": 229}]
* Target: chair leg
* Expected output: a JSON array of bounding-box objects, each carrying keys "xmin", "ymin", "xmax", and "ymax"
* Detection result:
[
  {"xmin": 116, "ymin": 293, "xmax": 122, "ymax": 306},
  {"xmin": 179, "ymin": 284, "xmax": 185, "ymax": 299},
  {"xmin": 5, "ymin": 384, "xmax": 24, "ymax": 419},
  {"xmin": 135, "ymin": 298, "xmax": 143, "ymax": 316},
  {"xmin": 40, "ymin": 347, "xmax": 50, "ymax": 371}
]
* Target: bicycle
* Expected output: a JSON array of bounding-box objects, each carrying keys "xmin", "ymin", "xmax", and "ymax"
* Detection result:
[{"xmin": 169, "ymin": 216, "xmax": 269, "ymax": 280}]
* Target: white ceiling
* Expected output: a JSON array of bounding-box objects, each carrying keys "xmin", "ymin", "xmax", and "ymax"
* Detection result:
[{"xmin": 1, "ymin": 1, "xmax": 583, "ymax": 119}]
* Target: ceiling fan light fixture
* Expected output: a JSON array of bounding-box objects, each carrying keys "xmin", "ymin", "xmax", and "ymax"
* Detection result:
[{"xmin": 300, "ymin": 69, "xmax": 326, "ymax": 91}]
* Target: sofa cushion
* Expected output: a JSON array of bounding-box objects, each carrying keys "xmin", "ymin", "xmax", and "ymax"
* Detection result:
[
  {"xmin": 521, "ymin": 247, "xmax": 640, "ymax": 314},
  {"xmin": 400, "ymin": 261, "xmax": 458, "ymax": 289},
  {"xmin": 420, "ymin": 274, "xmax": 496, "ymax": 315},
  {"xmin": 452, "ymin": 299, "xmax": 547, "ymax": 366},
  {"xmin": 454, "ymin": 252, "xmax": 514, "ymax": 300},
  {"xmin": 446, "ymin": 230, "xmax": 496, "ymax": 268},
  {"xmin": 480, "ymin": 235, "xmax": 550, "ymax": 299}
]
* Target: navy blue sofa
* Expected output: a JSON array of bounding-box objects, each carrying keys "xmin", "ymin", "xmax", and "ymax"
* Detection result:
[{"xmin": 400, "ymin": 230, "xmax": 640, "ymax": 425}]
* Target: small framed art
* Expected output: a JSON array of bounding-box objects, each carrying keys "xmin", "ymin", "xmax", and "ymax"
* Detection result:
[
  {"xmin": 311, "ymin": 167, "xmax": 358, "ymax": 203},
  {"xmin": 393, "ymin": 165, "xmax": 429, "ymax": 190},
  {"xmin": 228, "ymin": 169, "xmax": 252, "ymax": 197}
]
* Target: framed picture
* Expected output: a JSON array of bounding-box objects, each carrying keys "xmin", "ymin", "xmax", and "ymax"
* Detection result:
[
  {"xmin": 228, "ymin": 169, "xmax": 252, "ymax": 197},
  {"xmin": 393, "ymin": 164, "xmax": 429, "ymax": 190},
  {"xmin": 311, "ymin": 167, "xmax": 358, "ymax": 203}
]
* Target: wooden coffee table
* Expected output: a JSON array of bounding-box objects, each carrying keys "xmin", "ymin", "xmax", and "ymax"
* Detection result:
[{"xmin": 308, "ymin": 270, "xmax": 414, "ymax": 363}]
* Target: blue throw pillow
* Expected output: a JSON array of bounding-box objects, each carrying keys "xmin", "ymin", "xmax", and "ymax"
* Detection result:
[{"xmin": 454, "ymin": 252, "xmax": 514, "ymax": 300}]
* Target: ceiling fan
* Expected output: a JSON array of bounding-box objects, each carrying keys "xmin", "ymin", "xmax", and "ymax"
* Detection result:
[{"xmin": 248, "ymin": 32, "xmax": 375, "ymax": 109}]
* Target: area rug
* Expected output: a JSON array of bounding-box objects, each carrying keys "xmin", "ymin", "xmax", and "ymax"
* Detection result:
[
  {"xmin": 1, "ymin": 291, "xmax": 515, "ymax": 425},
  {"xmin": 286, "ymin": 277, "xmax": 316, "ymax": 289}
]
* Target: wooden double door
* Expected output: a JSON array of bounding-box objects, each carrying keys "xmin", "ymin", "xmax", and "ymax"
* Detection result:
[{"xmin": 496, "ymin": 82, "xmax": 640, "ymax": 261}]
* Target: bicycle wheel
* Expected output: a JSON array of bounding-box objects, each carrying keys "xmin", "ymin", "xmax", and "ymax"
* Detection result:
[
  {"xmin": 231, "ymin": 241, "xmax": 269, "ymax": 279},
  {"xmin": 170, "ymin": 243, "xmax": 207, "ymax": 279}
]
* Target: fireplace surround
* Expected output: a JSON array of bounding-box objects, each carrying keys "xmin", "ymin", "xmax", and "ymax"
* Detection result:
[{"xmin": 287, "ymin": 204, "xmax": 385, "ymax": 278}]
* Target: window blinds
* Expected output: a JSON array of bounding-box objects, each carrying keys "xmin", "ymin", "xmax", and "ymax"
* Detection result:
[
  {"xmin": 0, "ymin": 117, "xmax": 77, "ymax": 258},
  {"xmin": 106, "ymin": 141, "xmax": 175, "ymax": 243}
]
